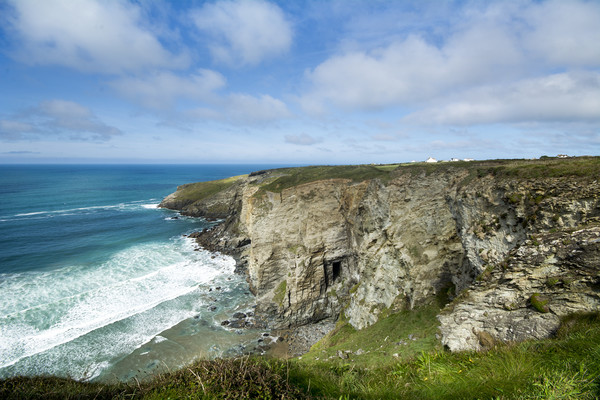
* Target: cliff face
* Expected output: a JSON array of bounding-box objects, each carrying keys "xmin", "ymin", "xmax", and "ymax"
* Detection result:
[
  {"xmin": 439, "ymin": 225, "xmax": 600, "ymax": 351},
  {"xmin": 160, "ymin": 159, "xmax": 600, "ymax": 350}
]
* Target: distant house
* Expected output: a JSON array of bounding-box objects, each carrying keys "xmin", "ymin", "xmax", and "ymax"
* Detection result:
[
  {"xmin": 463, "ymin": 158, "xmax": 475, "ymax": 162},
  {"xmin": 425, "ymin": 157, "xmax": 437, "ymax": 163},
  {"xmin": 557, "ymin": 154, "xmax": 569, "ymax": 158},
  {"xmin": 450, "ymin": 158, "xmax": 460, "ymax": 162}
]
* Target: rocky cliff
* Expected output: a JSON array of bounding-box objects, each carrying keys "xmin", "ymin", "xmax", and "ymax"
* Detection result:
[{"xmin": 160, "ymin": 158, "xmax": 600, "ymax": 351}]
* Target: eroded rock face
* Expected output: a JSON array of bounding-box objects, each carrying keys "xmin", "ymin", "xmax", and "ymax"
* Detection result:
[
  {"xmin": 439, "ymin": 226, "xmax": 600, "ymax": 352},
  {"xmin": 242, "ymin": 172, "xmax": 472, "ymax": 329},
  {"xmin": 162, "ymin": 166, "xmax": 600, "ymax": 349}
]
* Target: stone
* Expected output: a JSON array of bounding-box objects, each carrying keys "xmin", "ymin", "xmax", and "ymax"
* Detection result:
[
  {"xmin": 161, "ymin": 163, "xmax": 600, "ymax": 352},
  {"xmin": 439, "ymin": 226, "xmax": 600, "ymax": 351}
]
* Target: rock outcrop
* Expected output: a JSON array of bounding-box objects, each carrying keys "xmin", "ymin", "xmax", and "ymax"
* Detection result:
[
  {"xmin": 439, "ymin": 226, "xmax": 600, "ymax": 351},
  {"xmin": 160, "ymin": 159, "xmax": 600, "ymax": 350}
]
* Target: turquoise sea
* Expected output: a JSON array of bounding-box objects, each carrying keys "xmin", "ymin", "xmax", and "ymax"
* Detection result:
[{"xmin": 0, "ymin": 164, "xmax": 281, "ymax": 382}]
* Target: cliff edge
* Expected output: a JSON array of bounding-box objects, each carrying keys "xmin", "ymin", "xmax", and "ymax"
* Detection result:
[{"xmin": 160, "ymin": 157, "xmax": 600, "ymax": 351}]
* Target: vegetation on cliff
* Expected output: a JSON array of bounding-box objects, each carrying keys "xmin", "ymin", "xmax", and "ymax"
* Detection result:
[
  {"xmin": 161, "ymin": 156, "xmax": 600, "ymax": 211},
  {"xmin": 170, "ymin": 174, "xmax": 247, "ymax": 203},
  {"xmin": 2, "ymin": 311, "xmax": 599, "ymax": 399}
]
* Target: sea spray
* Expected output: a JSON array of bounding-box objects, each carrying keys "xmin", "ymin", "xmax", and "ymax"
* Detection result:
[{"xmin": 0, "ymin": 164, "xmax": 279, "ymax": 382}]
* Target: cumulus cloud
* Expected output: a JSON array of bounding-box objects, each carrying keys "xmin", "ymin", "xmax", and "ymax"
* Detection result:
[
  {"xmin": 0, "ymin": 120, "xmax": 36, "ymax": 140},
  {"xmin": 406, "ymin": 72, "xmax": 600, "ymax": 125},
  {"xmin": 225, "ymin": 94, "xmax": 292, "ymax": 123},
  {"xmin": 0, "ymin": 100, "xmax": 122, "ymax": 141},
  {"xmin": 5, "ymin": 0, "xmax": 188, "ymax": 73},
  {"xmin": 110, "ymin": 68, "xmax": 292, "ymax": 124},
  {"xmin": 523, "ymin": 0, "xmax": 600, "ymax": 66},
  {"xmin": 185, "ymin": 93, "xmax": 292, "ymax": 124},
  {"xmin": 110, "ymin": 69, "xmax": 226, "ymax": 109},
  {"xmin": 285, "ymin": 133, "xmax": 321, "ymax": 146},
  {"xmin": 301, "ymin": 0, "xmax": 600, "ymax": 113},
  {"xmin": 192, "ymin": 0, "xmax": 292, "ymax": 66}
]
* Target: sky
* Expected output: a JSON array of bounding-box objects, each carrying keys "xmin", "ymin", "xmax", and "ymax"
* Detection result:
[{"xmin": 0, "ymin": 0, "xmax": 599, "ymax": 164}]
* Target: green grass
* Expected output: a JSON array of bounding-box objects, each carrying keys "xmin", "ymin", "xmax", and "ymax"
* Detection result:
[
  {"xmin": 290, "ymin": 311, "xmax": 600, "ymax": 399},
  {"xmin": 173, "ymin": 174, "xmax": 247, "ymax": 203},
  {"xmin": 169, "ymin": 157, "xmax": 599, "ymax": 204},
  {"xmin": 455, "ymin": 156, "xmax": 600, "ymax": 183},
  {"xmin": 257, "ymin": 165, "xmax": 394, "ymax": 193},
  {"xmin": 273, "ymin": 280, "xmax": 287, "ymax": 306},
  {"xmin": 302, "ymin": 303, "xmax": 443, "ymax": 369},
  {"xmin": 2, "ymin": 312, "xmax": 600, "ymax": 399},
  {"xmin": 256, "ymin": 157, "xmax": 600, "ymax": 196}
]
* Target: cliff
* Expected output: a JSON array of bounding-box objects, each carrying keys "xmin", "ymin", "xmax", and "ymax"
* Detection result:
[{"xmin": 160, "ymin": 158, "xmax": 600, "ymax": 351}]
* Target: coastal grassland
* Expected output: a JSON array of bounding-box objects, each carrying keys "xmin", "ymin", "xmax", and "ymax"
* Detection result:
[
  {"xmin": 4, "ymin": 311, "xmax": 599, "ymax": 399},
  {"xmin": 302, "ymin": 303, "xmax": 443, "ymax": 369},
  {"xmin": 393, "ymin": 156, "xmax": 600, "ymax": 180},
  {"xmin": 172, "ymin": 174, "xmax": 247, "ymax": 203},
  {"xmin": 254, "ymin": 156, "xmax": 599, "ymax": 196},
  {"xmin": 256, "ymin": 165, "xmax": 394, "ymax": 193},
  {"xmin": 292, "ymin": 311, "xmax": 600, "ymax": 399}
]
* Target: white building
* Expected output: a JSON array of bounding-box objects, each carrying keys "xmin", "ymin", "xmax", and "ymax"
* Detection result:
[{"xmin": 425, "ymin": 157, "xmax": 437, "ymax": 163}]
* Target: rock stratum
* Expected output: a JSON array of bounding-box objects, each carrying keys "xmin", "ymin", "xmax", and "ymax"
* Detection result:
[{"xmin": 160, "ymin": 158, "xmax": 600, "ymax": 352}]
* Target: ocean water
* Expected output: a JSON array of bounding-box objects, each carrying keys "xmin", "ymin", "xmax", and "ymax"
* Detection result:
[{"xmin": 0, "ymin": 164, "xmax": 281, "ymax": 382}]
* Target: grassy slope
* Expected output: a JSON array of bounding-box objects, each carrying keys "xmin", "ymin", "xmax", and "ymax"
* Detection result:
[
  {"xmin": 171, "ymin": 174, "xmax": 247, "ymax": 203},
  {"xmin": 3, "ymin": 311, "xmax": 599, "ymax": 399}
]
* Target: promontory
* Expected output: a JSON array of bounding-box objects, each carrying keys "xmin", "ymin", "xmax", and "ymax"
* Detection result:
[{"xmin": 160, "ymin": 157, "xmax": 600, "ymax": 353}]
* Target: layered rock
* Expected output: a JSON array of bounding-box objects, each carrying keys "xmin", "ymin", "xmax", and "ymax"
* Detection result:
[
  {"xmin": 439, "ymin": 226, "xmax": 600, "ymax": 351},
  {"xmin": 160, "ymin": 160, "xmax": 600, "ymax": 350}
]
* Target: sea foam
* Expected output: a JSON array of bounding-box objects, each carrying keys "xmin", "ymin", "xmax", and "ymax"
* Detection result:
[{"xmin": 0, "ymin": 237, "xmax": 236, "ymax": 376}]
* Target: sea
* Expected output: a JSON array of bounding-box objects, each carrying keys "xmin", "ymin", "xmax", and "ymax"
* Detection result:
[{"xmin": 0, "ymin": 164, "xmax": 283, "ymax": 382}]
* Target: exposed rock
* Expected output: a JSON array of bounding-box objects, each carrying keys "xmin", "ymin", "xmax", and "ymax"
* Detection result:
[
  {"xmin": 438, "ymin": 226, "xmax": 600, "ymax": 351},
  {"xmin": 161, "ymin": 160, "xmax": 600, "ymax": 351}
]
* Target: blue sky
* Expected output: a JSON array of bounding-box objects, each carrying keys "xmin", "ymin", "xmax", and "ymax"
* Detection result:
[{"xmin": 0, "ymin": 0, "xmax": 599, "ymax": 164}]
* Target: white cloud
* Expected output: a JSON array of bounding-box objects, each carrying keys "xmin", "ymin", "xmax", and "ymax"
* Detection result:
[
  {"xmin": 185, "ymin": 93, "xmax": 292, "ymax": 124},
  {"xmin": 6, "ymin": 0, "xmax": 188, "ymax": 73},
  {"xmin": 111, "ymin": 70, "xmax": 226, "ymax": 109},
  {"xmin": 225, "ymin": 94, "xmax": 292, "ymax": 123},
  {"xmin": 192, "ymin": 0, "xmax": 292, "ymax": 66},
  {"xmin": 111, "ymin": 70, "xmax": 291, "ymax": 124},
  {"xmin": 0, "ymin": 120, "xmax": 36, "ymax": 140},
  {"xmin": 39, "ymin": 100, "xmax": 93, "ymax": 120},
  {"xmin": 285, "ymin": 133, "xmax": 321, "ymax": 146},
  {"xmin": 301, "ymin": 0, "xmax": 600, "ymax": 113},
  {"xmin": 406, "ymin": 72, "xmax": 600, "ymax": 125},
  {"xmin": 372, "ymin": 134, "xmax": 399, "ymax": 142},
  {"xmin": 523, "ymin": 0, "xmax": 600, "ymax": 67},
  {"xmin": 1, "ymin": 100, "xmax": 122, "ymax": 141},
  {"xmin": 303, "ymin": 36, "xmax": 445, "ymax": 111}
]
